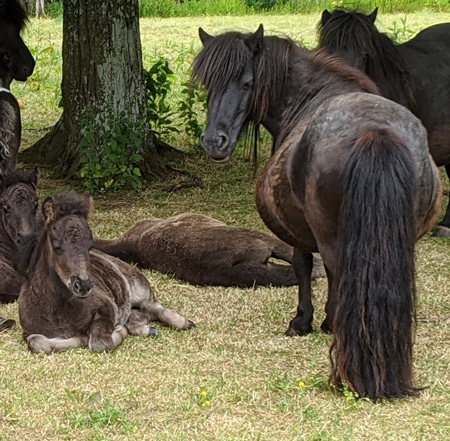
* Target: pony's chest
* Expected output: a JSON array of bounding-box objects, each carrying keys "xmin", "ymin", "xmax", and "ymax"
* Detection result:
[{"xmin": 49, "ymin": 295, "xmax": 115, "ymax": 335}]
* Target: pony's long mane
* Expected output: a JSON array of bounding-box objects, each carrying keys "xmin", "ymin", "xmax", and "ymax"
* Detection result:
[
  {"xmin": 318, "ymin": 9, "xmax": 416, "ymax": 111},
  {"xmin": 193, "ymin": 32, "xmax": 378, "ymax": 137},
  {"xmin": 0, "ymin": 0, "xmax": 29, "ymax": 30}
]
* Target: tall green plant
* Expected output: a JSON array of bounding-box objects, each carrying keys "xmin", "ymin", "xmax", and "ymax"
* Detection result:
[{"xmin": 144, "ymin": 59, "xmax": 179, "ymax": 141}]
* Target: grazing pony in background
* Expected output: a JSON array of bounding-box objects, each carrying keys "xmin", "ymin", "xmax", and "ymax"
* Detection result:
[
  {"xmin": 19, "ymin": 190, "xmax": 194, "ymax": 354},
  {"xmin": 0, "ymin": 168, "xmax": 38, "ymax": 329},
  {"xmin": 192, "ymin": 25, "xmax": 441, "ymax": 399},
  {"xmin": 318, "ymin": 8, "xmax": 450, "ymax": 237},
  {"xmin": 94, "ymin": 213, "xmax": 325, "ymax": 288},
  {"xmin": 0, "ymin": 0, "xmax": 36, "ymax": 171}
]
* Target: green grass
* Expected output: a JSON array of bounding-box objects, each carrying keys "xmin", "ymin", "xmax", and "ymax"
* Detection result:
[{"xmin": 1, "ymin": 12, "xmax": 450, "ymax": 441}]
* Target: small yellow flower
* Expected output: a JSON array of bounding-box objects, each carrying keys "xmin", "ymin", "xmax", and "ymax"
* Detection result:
[
  {"xmin": 298, "ymin": 381, "xmax": 306, "ymax": 388},
  {"xmin": 200, "ymin": 390, "xmax": 208, "ymax": 397},
  {"xmin": 202, "ymin": 400, "xmax": 211, "ymax": 407}
]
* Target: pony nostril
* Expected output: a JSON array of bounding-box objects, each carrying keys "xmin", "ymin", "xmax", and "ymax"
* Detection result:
[
  {"xmin": 217, "ymin": 133, "xmax": 229, "ymax": 150},
  {"xmin": 72, "ymin": 277, "xmax": 82, "ymax": 293},
  {"xmin": 71, "ymin": 276, "xmax": 93, "ymax": 294}
]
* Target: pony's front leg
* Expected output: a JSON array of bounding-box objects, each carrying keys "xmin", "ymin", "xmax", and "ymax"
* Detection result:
[
  {"xmin": 88, "ymin": 311, "xmax": 128, "ymax": 352},
  {"xmin": 286, "ymin": 250, "xmax": 314, "ymax": 336},
  {"xmin": 26, "ymin": 334, "xmax": 89, "ymax": 354}
]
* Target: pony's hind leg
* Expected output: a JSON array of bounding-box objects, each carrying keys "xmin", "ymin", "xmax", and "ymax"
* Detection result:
[
  {"xmin": 126, "ymin": 309, "xmax": 159, "ymax": 337},
  {"xmin": 286, "ymin": 250, "xmax": 314, "ymax": 336},
  {"xmin": 320, "ymin": 266, "xmax": 335, "ymax": 334},
  {"xmin": 138, "ymin": 299, "xmax": 195, "ymax": 330}
]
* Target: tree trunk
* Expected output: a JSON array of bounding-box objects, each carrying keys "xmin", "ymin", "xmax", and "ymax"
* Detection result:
[{"xmin": 20, "ymin": 0, "xmax": 164, "ymax": 180}]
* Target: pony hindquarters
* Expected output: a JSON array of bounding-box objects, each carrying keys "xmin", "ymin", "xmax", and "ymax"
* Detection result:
[{"xmin": 330, "ymin": 129, "xmax": 432, "ymax": 399}]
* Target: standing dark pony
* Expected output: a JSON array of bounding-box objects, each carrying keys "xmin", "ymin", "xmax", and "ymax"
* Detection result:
[
  {"xmin": 192, "ymin": 25, "xmax": 442, "ymax": 399},
  {"xmin": 0, "ymin": 0, "xmax": 36, "ymax": 171},
  {"xmin": 0, "ymin": 168, "xmax": 39, "ymax": 329},
  {"xmin": 318, "ymin": 8, "xmax": 450, "ymax": 237},
  {"xmin": 18, "ymin": 190, "xmax": 194, "ymax": 354}
]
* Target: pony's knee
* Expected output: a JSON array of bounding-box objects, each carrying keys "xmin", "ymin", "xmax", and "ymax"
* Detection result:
[{"xmin": 26, "ymin": 334, "xmax": 52, "ymax": 354}]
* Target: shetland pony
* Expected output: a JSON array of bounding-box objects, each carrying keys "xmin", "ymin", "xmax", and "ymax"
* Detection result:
[{"xmin": 192, "ymin": 25, "xmax": 441, "ymax": 399}]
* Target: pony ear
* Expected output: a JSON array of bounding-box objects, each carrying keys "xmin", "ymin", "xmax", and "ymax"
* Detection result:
[
  {"xmin": 199, "ymin": 28, "xmax": 213, "ymax": 46},
  {"xmin": 42, "ymin": 197, "xmax": 58, "ymax": 224},
  {"xmin": 321, "ymin": 9, "xmax": 332, "ymax": 25},
  {"xmin": 368, "ymin": 7, "xmax": 378, "ymax": 24},
  {"xmin": 83, "ymin": 193, "xmax": 93, "ymax": 219},
  {"xmin": 30, "ymin": 167, "xmax": 39, "ymax": 189},
  {"xmin": 246, "ymin": 23, "xmax": 264, "ymax": 53}
]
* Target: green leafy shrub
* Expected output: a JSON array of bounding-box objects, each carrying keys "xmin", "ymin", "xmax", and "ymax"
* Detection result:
[
  {"xmin": 144, "ymin": 58, "xmax": 179, "ymax": 140},
  {"xmin": 79, "ymin": 110, "xmax": 145, "ymax": 193},
  {"xmin": 177, "ymin": 80, "xmax": 207, "ymax": 147}
]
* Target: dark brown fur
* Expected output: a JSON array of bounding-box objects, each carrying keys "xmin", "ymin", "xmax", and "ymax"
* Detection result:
[
  {"xmin": 319, "ymin": 8, "xmax": 450, "ymax": 236},
  {"xmin": 0, "ymin": 0, "xmax": 35, "ymax": 170},
  {"xmin": 18, "ymin": 190, "xmax": 194, "ymax": 354},
  {"xmin": 194, "ymin": 26, "xmax": 442, "ymax": 399},
  {"xmin": 0, "ymin": 168, "xmax": 38, "ymax": 304},
  {"xmin": 94, "ymin": 213, "xmax": 325, "ymax": 288}
]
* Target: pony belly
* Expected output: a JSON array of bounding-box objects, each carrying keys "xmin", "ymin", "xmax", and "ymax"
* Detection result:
[{"xmin": 256, "ymin": 149, "xmax": 317, "ymax": 252}]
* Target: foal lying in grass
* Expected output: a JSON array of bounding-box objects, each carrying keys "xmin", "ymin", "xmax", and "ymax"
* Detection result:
[{"xmin": 18, "ymin": 190, "xmax": 194, "ymax": 354}]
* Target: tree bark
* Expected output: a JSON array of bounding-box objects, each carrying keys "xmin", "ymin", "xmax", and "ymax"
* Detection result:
[{"xmin": 20, "ymin": 0, "xmax": 164, "ymax": 180}]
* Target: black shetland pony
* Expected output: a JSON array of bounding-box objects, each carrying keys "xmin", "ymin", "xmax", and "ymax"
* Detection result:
[
  {"xmin": 0, "ymin": 0, "xmax": 35, "ymax": 171},
  {"xmin": 318, "ymin": 8, "xmax": 450, "ymax": 237},
  {"xmin": 0, "ymin": 168, "xmax": 39, "ymax": 330},
  {"xmin": 18, "ymin": 190, "xmax": 194, "ymax": 354},
  {"xmin": 192, "ymin": 25, "xmax": 442, "ymax": 399}
]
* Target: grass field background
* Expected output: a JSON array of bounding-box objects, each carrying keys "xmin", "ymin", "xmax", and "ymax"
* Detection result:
[{"xmin": 1, "ymin": 12, "xmax": 449, "ymax": 441}]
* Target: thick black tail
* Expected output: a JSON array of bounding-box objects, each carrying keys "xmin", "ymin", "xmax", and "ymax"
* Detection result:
[{"xmin": 331, "ymin": 129, "xmax": 418, "ymax": 399}]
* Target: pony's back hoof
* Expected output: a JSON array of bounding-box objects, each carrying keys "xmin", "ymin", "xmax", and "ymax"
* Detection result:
[
  {"xmin": 0, "ymin": 318, "xmax": 16, "ymax": 332},
  {"xmin": 187, "ymin": 320, "xmax": 196, "ymax": 329}
]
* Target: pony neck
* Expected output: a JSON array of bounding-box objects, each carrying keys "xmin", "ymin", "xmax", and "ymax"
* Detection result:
[{"xmin": 263, "ymin": 48, "xmax": 378, "ymax": 145}]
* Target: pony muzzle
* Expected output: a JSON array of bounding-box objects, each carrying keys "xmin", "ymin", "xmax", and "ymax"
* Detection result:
[
  {"xmin": 69, "ymin": 275, "xmax": 93, "ymax": 297},
  {"xmin": 200, "ymin": 131, "xmax": 232, "ymax": 162}
]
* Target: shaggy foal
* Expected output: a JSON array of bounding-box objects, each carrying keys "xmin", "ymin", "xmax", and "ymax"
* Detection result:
[
  {"xmin": 18, "ymin": 190, "xmax": 194, "ymax": 353},
  {"xmin": 94, "ymin": 213, "xmax": 325, "ymax": 287}
]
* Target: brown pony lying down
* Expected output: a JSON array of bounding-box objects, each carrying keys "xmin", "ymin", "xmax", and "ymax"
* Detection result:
[{"xmin": 94, "ymin": 213, "xmax": 325, "ymax": 288}]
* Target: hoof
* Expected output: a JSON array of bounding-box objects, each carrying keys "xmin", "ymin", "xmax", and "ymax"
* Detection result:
[
  {"xmin": 187, "ymin": 320, "xmax": 196, "ymax": 329},
  {"xmin": 0, "ymin": 318, "xmax": 16, "ymax": 332},
  {"xmin": 320, "ymin": 320, "xmax": 333, "ymax": 334},
  {"xmin": 148, "ymin": 327, "xmax": 159, "ymax": 337},
  {"xmin": 285, "ymin": 324, "xmax": 313, "ymax": 337},
  {"xmin": 432, "ymin": 225, "xmax": 450, "ymax": 238}
]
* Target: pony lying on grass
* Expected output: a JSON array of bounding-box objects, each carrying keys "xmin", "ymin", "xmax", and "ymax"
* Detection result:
[
  {"xmin": 0, "ymin": 168, "xmax": 39, "ymax": 331},
  {"xmin": 94, "ymin": 213, "xmax": 325, "ymax": 287},
  {"xmin": 18, "ymin": 190, "xmax": 194, "ymax": 354}
]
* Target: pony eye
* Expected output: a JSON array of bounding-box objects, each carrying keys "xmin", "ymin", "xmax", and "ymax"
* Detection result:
[{"xmin": 242, "ymin": 81, "xmax": 253, "ymax": 91}]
